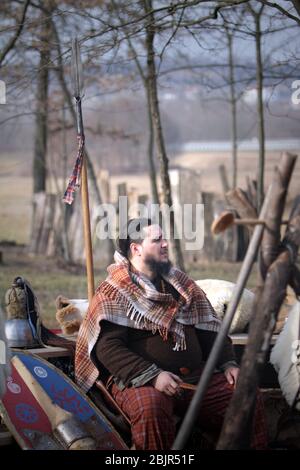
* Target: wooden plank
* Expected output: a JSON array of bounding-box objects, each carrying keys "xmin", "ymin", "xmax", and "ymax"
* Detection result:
[
  {"xmin": 12, "ymin": 347, "xmax": 71, "ymax": 359},
  {"xmin": 219, "ymin": 164, "xmax": 230, "ymax": 195},
  {"xmin": 230, "ymin": 334, "xmax": 278, "ymax": 346},
  {"xmin": 39, "ymin": 194, "xmax": 56, "ymax": 254},
  {"xmin": 29, "ymin": 192, "xmax": 47, "ymax": 253}
]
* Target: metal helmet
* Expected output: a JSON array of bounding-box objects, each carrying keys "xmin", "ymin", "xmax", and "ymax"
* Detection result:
[{"xmin": 5, "ymin": 319, "xmax": 39, "ymax": 349}]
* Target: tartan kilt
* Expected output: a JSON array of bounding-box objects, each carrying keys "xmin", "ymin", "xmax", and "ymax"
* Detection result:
[{"xmin": 110, "ymin": 372, "xmax": 268, "ymax": 450}]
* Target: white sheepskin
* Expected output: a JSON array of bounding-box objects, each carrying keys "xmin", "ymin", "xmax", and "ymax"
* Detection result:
[
  {"xmin": 0, "ymin": 308, "xmax": 11, "ymax": 398},
  {"xmin": 56, "ymin": 281, "xmax": 254, "ymax": 336},
  {"xmin": 69, "ymin": 299, "xmax": 89, "ymax": 318},
  {"xmin": 195, "ymin": 279, "xmax": 254, "ymax": 333},
  {"xmin": 55, "ymin": 298, "xmax": 89, "ymax": 335},
  {"xmin": 270, "ymin": 302, "xmax": 300, "ymax": 410}
]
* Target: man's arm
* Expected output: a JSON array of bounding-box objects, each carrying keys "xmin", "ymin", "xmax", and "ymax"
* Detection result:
[
  {"xmin": 95, "ymin": 321, "xmax": 182, "ymax": 395},
  {"xmin": 94, "ymin": 320, "xmax": 161, "ymax": 388},
  {"xmin": 195, "ymin": 329, "xmax": 239, "ymax": 386}
]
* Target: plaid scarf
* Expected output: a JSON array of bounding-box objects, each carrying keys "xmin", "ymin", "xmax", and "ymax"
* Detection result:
[
  {"xmin": 75, "ymin": 251, "xmax": 221, "ymax": 392},
  {"xmin": 63, "ymin": 134, "xmax": 84, "ymax": 205}
]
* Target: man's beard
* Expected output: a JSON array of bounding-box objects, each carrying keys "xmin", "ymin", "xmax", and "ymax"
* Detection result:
[{"xmin": 144, "ymin": 255, "xmax": 172, "ymax": 276}]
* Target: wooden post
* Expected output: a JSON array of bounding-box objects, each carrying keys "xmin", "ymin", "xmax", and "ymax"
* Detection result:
[
  {"xmin": 81, "ymin": 158, "xmax": 94, "ymax": 305},
  {"xmin": 219, "ymin": 164, "xmax": 230, "ymax": 196},
  {"xmin": 116, "ymin": 183, "xmax": 128, "ymax": 235},
  {"xmin": 226, "ymin": 188, "xmax": 257, "ymax": 220},
  {"xmin": 246, "ymin": 176, "xmax": 257, "ymax": 210},
  {"xmin": 39, "ymin": 194, "xmax": 56, "ymax": 254},
  {"xmin": 259, "ymin": 152, "xmax": 297, "ymax": 280},
  {"xmin": 217, "ymin": 198, "xmax": 300, "ymax": 450},
  {"xmin": 30, "ymin": 192, "xmax": 47, "ymax": 253}
]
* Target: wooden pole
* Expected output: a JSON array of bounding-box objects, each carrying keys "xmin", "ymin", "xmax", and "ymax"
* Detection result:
[
  {"xmin": 72, "ymin": 38, "xmax": 95, "ymax": 304},
  {"xmin": 172, "ymin": 185, "xmax": 273, "ymax": 450},
  {"xmin": 219, "ymin": 164, "xmax": 230, "ymax": 196},
  {"xmin": 81, "ymin": 157, "xmax": 95, "ymax": 305}
]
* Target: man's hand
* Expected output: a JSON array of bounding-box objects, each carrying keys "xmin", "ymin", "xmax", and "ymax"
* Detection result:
[
  {"xmin": 151, "ymin": 371, "xmax": 182, "ymax": 396},
  {"xmin": 224, "ymin": 366, "xmax": 239, "ymax": 388}
]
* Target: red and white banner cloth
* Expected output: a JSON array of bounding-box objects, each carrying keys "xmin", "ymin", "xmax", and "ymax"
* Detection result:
[{"xmin": 63, "ymin": 134, "xmax": 85, "ymax": 205}]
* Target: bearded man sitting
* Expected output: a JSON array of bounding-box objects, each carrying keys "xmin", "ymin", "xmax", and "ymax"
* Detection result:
[{"xmin": 75, "ymin": 218, "xmax": 268, "ymax": 450}]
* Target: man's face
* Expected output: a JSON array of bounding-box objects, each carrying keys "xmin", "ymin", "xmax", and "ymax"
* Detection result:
[
  {"xmin": 141, "ymin": 224, "xmax": 169, "ymax": 263},
  {"xmin": 132, "ymin": 224, "xmax": 171, "ymax": 275}
]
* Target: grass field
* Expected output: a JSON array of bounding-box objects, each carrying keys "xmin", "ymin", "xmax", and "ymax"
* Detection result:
[
  {"xmin": 0, "ymin": 246, "xmax": 106, "ymax": 328},
  {"xmin": 0, "ymin": 245, "xmax": 258, "ymax": 328},
  {"xmin": 0, "ymin": 176, "xmax": 32, "ymax": 244},
  {"xmin": 0, "ymin": 149, "xmax": 294, "ymax": 329}
]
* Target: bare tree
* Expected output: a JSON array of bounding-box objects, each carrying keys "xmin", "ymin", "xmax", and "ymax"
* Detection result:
[
  {"xmin": 142, "ymin": 0, "xmax": 185, "ymax": 270},
  {"xmin": 110, "ymin": 0, "xmax": 160, "ymax": 205},
  {"xmin": 247, "ymin": 3, "xmax": 266, "ymax": 211},
  {"xmin": 33, "ymin": 3, "xmax": 53, "ymax": 193},
  {"xmin": 224, "ymin": 22, "xmax": 239, "ymax": 189}
]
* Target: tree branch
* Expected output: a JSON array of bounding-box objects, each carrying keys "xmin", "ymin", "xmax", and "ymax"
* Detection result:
[
  {"xmin": 258, "ymin": 0, "xmax": 300, "ymax": 24},
  {"xmin": 84, "ymin": 0, "xmax": 251, "ymax": 42},
  {"xmin": 0, "ymin": 0, "xmax": 31, "ymax": 65}
]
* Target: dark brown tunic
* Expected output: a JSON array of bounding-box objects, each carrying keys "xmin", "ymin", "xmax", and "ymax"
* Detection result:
[{"xmin": 94, "ymin": 276, "xmax": 237, "ymax": 387}]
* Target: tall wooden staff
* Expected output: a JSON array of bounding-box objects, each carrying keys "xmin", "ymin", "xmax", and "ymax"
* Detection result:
[{"xmin": 63, "ymin": 37, "xmax": 95, "ymax": 304}]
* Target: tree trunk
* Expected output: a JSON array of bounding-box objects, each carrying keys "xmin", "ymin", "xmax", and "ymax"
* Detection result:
[
  {"xmin": 259, "ymin": 153, "xmax": 297, "ymax": 279},
  {"xmin": 125, "ymin": 31, "xmax": 160, "ymax": 205},
  {"xmin": 144, "ymin": 0, "xmax": 184, "ymax": 270},
  {"xmin": 227, "ymin": 30, "xmax": 238, "ymax": 190},
  {"xmin": 61, "ymin": 104, "xmax": 71, "ymax": 262},
  {"xmin": 33, "ymin": 12, "xmax": 51, "ymax": 193},
  {"xmin": 146, "ymin": 83, "xmax": 160, "ymax": 205},
  {"xmin": 253, "ymin": 5, "xmax": 265, "ymax": 212}
]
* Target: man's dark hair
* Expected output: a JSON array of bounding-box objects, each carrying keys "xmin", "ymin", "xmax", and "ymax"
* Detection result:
[{"xmin": 117, "ymin": 218, "xmax": 153, "ymax": 259}]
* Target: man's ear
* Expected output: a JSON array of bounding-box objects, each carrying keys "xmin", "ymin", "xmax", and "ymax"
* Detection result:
[{"xmin": 130, "ymin": 242, "xmax": 142, "ymax": 258}]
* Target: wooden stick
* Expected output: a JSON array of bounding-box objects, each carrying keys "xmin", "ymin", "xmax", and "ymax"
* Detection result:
[
  {"xmin": 81, "ymin": 157, "xmax": 95, "ymax": 305},
  {"xmin": 72, "ymin": 37, "xmax": 95, "ymax": 305},
  {"xmin": 172, "ymin": 185, "xmax": 273, "ymax": 450},
  {"xmin": 179, "ymin": 383, "xmax": 197, "ymax": 391},
  {"xmin": 211, "ymin": 210, "xmax": 288, "ymax": 235},
  {"xmin": 235, "ymin": 219, "xmax": 288, "ymax": 226},
  {"xmin": 12, "ymin": 356, "xmax": 73, "ymax": 426}
]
